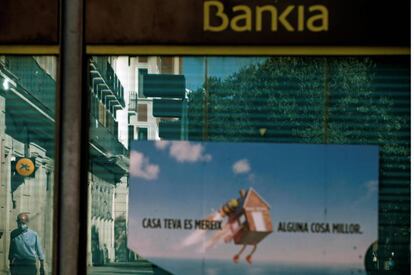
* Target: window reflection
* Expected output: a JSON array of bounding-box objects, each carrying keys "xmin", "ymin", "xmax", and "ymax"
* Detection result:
[
  {"xmin": 87, "ymin": 56, "xmax": 409, "ymax": 274},
  {"xmin": 0, "ymin": 56, "xmax": 56, "ymax": 274}
]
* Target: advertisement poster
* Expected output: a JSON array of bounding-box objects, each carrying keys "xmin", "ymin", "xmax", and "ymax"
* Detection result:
[{"xmin": 128, "ymin": 141, "xmax": 379, "ymax": 274}]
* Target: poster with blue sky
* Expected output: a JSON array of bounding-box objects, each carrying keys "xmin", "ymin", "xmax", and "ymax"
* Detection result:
[{"xmin": 128, "ymin": 141, "xmax": 379, "ymax": 275}]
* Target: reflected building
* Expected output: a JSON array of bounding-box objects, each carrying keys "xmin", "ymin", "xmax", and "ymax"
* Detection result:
[
  {"xmin": 87, "ymin": 56, "xmax": 183, "ymax": 266},
  {"xmin": 127, "ymin": 57, "xmax": 183, "ymax": 142},
  {"xmin": 0, "ymin": 56, "xmax": 56, "ymax": 274},
  {"xmin": 88, "ymin": 56, "xmax": 129, "ymax": 265}
]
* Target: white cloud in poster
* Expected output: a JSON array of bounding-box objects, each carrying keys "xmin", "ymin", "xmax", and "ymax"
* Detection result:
[
  {"xmin": 169, "ymin": 141, "xmax": 212, "ymax": 163},
  {"xmin": 232, "ymin": 159, "xmax": 251, "ymax": 174},
  {"xmin": 130, "ymin": 151, "xmax": 160, "ymax": 180},
  {"xmin": 155, "ymin": 140, "xmax": 171, "ymax": 150}
]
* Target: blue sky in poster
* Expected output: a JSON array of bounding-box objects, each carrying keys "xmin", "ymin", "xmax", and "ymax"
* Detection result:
[{"xmin": 128, "ymin": 141, "xmax": 379, "ymax": 271}]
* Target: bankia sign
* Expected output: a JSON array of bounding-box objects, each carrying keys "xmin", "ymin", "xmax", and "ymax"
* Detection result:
[
  {"xmin": 86, "ymin": 0, "xmax": 410, "ymax": 46},
  {"xmin": 0, "ymin": 0, "xmax": 409, "ymax": 46}
]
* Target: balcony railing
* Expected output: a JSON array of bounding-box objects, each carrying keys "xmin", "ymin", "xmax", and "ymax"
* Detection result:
[{"xmin": 90, "ymin": 57, "xmax": 125, "ymax": 109}]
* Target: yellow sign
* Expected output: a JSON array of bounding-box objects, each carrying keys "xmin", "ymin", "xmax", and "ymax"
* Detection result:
[
  {"xmin": 204, "ymin": 2, "xmax": 329, "ymax": 33},
  {"xmin": 15, "ymin": 158, "xmax": 35, "ymax": 177}
]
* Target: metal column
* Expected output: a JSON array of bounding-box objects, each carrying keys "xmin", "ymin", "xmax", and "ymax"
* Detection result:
[{"xmin": 57, "ymin": 0, "xmax": 87, "ymax": 273}]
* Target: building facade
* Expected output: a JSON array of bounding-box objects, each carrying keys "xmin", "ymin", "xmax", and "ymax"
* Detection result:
[
  {"xmin": 128, "ymin": 57, "xmax": 183, "ymax": 142},
  {"xmin": 88, "ymin": 56, "xmax": 129, "ymax": 265},
  {"xmin": 87, "ymin": 56, "xmax": 183, "ymax": 266},
  {"xmin": 0, "ymin": 56, "xmax": 56, "ymax": 274}
]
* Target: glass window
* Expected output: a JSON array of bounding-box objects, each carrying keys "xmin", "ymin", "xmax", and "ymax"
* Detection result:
[
  {"xmin": 137, "ymin": 104, "xmax": 147, "ymax": 122},
  {"xmin": 87, "ymin": 55, "xmax": 409, "ymax": 274},
  {"xmin": 137, "ymin": 128, "xmax": 148, "ymax": 141},
  {"xmin": 0, "ymin": 55, "xmax": 57, "ymax": 275}
]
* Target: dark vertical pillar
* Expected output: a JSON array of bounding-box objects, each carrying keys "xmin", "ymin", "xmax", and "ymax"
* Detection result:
[{"xmin": 57, "ymin": 0, "xmax": 86, "ymax": 273}]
